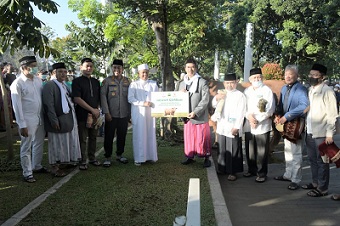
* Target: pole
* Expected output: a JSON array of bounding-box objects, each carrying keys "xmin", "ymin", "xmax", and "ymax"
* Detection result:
[
  {"xmin": 243, "ymin": 23, "xmax": 253, "ymax": 82},
  {"xmin": 213, "ymin": 49, "xmax": 220, "ymax": 81}
]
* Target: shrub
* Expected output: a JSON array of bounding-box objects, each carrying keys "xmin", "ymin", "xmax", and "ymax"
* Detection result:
[{"xmin": 262, "ymin": 63, "xmax": 284, "ymax": 80}]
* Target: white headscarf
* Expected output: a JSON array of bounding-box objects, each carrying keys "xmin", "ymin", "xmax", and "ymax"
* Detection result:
[
  {"xmin": 52, "ymin": 79, "xmax": 70, "ymax": 114},
  {"xmin": 183, "ymin": 73, "xmax": 201, "ymax": 94}
]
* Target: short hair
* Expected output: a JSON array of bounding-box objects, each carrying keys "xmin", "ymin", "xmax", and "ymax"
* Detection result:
[
  {"xmin": 285, "ymin": 65, "xmax": 299, "ymax": 75},
  {"xmin": 81, "ymin": 58, "xmax": 93, "ymax": 65},
  {"xmin": 185, "ymin": 58, "xmax": 197, "ymax": 67}
]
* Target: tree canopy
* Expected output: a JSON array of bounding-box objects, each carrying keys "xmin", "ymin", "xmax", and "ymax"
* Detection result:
[
  {"xmin": 3, "ymin": 0, "xmax": 339, "ymax": 80},
  {"xmin": 0, "ymin": 0, "xmax": 59, "ymax": 57}
]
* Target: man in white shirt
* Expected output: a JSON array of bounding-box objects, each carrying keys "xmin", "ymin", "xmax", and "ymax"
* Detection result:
[
  {"xmin": 243, "ymin": 68, "xmax": 275, "ymax": 183},
  {"xmin": 303, "ymin": 63, "xmax": 338, "ymax": 197},
  {"xmin": 212, "ymin": 73, "xmax": 246, "ymax": 181},
  {"xmin": 10, "ymin": 56, "xmax": 47, "ymax": 183}
]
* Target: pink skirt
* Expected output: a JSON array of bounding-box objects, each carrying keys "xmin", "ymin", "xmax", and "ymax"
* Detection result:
[{"xmin": 184, "ymin": 121, "xmax": 211, "ymax": 158}]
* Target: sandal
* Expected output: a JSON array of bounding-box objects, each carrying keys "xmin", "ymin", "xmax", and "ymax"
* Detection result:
[
  {"xmin": 301, "ymin": 183, "xmax": 317, "ymax": 190},
  {"xmin": 116, "ymin": 156, "xmax": 128, "ymax": 164},
  {"xmin": 23, "ymin": 175, "xmax": 36, "ymax": 183},
  {"xmin": 287, "ymin": 182, "xmax": 299, "ymax": 190},
  {"xmin": 255, "ymin": 176, "xmax": 267, "ymax": 183},
  {"xmin": 307, "ymin": 189, "xmax": 328, "ymax": 197},
  {"xmin": 79, "ymin": 164, "xmax": 88, "ymax": 170},
  {"xmin": 331, "ymin": 194, "xmax": 340, "ymax": 201},
  {"xmin": 51, "ymin": 169, "xmax": 66, "ymax": 177},
  {"xmin": 227, "ymin": 175, "xmax": 237, "ymax": 181},
  {"xmin": 103, "ymin": 160, "xmax": 111, "ymax": 167},
  {"xmin": 89, "ymin": 160, "xmax": 101, "ymax": 166},
  {"xmin": 274, "ymin": 175, "xmax": 290, "ymax": 182}
]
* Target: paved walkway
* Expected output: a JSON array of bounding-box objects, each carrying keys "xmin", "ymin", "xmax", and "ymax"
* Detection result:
[{"xmin": 214, "ymin": 135, "xmax": 340, "ymax": 226}]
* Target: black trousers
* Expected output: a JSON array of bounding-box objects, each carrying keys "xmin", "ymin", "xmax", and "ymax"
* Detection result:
[
  {"xmin": 104, "ymin": 117, "xmax": 128, "ymax": 158},
  {"xmin": 78, "ymin": 122, "xmax": 98, "ymax": 163},
  {"xmin": 245, "ymin": 131, "xmax": 270, "ymax": 177},
  {"xmin": 217, "ymin": 134, "xmax": 243, "ymax": 175}
]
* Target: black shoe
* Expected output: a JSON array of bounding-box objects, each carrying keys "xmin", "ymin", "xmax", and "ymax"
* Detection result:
[
  {"xmin": 181, "ymin": 158, "xmax": 195, "ymax": 165},
  {"xmin": 243, "ymin": 172, "xmax": 256, "ymax": 177},
  {"xmin": 212, "ymin": 142, "xmax": 219, "ymax": 149},
  {"xmin": 203, "ymin": 158, "xmax": 211, "ymax": 168},
  {"xmin": 33, "ymin": 167, "xmax": 49, "ymax": 174},
  {"xmin": 216, "ymin": 170, "xmax": 226, "ymax": 175}
]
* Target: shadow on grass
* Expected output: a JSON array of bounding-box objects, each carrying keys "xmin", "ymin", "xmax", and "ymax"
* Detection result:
[{"xmin": 1, "ymin": 133, "xmax": 216, "ymax": 226}]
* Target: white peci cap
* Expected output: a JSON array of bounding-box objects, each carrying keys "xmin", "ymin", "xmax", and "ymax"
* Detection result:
[{"xmin": 137, "ymin": 63, "xmax": 149, "ymax": 71}]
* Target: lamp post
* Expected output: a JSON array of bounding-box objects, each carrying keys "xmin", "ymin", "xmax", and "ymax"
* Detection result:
[{"xmin": 243, "ymin": 23, "xmax": 253, "ymax": 82}]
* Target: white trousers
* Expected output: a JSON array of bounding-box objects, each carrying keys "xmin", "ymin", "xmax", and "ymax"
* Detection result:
[
  {"xmin": 283, "ymin": 139, "xmax": 302, "ymax": 184},
  {"xmin": 20, "ymin": 124, "xmax": 45, "ymax": 177}
]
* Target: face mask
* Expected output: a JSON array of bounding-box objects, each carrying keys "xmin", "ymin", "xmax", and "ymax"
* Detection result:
[
  {"xmin": 29, "ymin": 67, "xmax": 39, "ymax": 75},
  {"xmin": 334, "ymin": 88, "xmax": 338, "ymax": 92},
  {"xmin": 309, "ymin": 77, "xmax": 320, "ymax": 86},
  {"xmin": 252, "ymin": 81, "xmax": 263, "ymax": 88}
]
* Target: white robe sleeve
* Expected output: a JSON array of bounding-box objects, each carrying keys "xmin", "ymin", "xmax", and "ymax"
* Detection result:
[
  {"xmin": 128, "ymin": 82, "xmax": 144, "ymax": 106},
  {"xmin": 10, "ymin": 81, "xmax": 27, "ymax": 128}
]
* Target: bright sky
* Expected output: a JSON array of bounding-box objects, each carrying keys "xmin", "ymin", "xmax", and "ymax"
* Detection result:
[{"xmin": 33, "ymin": 0, "xmax": 81, "ymax": 38}]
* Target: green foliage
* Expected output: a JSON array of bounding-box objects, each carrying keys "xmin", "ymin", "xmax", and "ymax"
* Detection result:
[
  {"xmin": 262, "ymin": 63, "xmax": 283, "ymax": 80},
  {"xmin": 271, "ymin": 0, "xmax": 340, "ymax": 70},
  {"xmin": 104, "ymin": 0, "xmax": 230, "ymax": 80},
  {"xmin": 50, "ymin": 35, "xmax": 89, "ymax": 70},
  {"xmin": 56, "ymin": 0, "xmax": 339, "ymax": 81},
  {"xmin": 0, "ymin": 0, "xmax": 59, "ymax": 57},
  {"xmin": 55, "ymin": 0, "xmax": 117, "ymax": 75}
]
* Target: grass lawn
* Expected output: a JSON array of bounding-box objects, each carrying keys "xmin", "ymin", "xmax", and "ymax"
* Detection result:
[{"xmin": 0, "ymin": 131, "xmax": 216, "ymax": 226}]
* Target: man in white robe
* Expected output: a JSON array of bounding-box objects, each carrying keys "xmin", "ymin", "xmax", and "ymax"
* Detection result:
[{"xmin": 128, "ymin": 64, "xmax": 158, "ymax": 166}]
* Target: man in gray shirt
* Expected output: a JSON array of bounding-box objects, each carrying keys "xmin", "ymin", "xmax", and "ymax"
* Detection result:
[{"xmin": 101, "ymin": 59, "xmax": 131, "ymax": 167}]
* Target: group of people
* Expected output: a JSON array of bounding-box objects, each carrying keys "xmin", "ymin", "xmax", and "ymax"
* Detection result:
[
  {"xmin": 9, "ymin": 56, "xmax": 164, "ymax": 182},
  {"xmin": 211, "ymin": 69, "xmax": 274, "ymax": 183},
  {"xmin": 6, "ymin": 54, "xmax": 340, "ymax": 202},
  {"xmin": 274, "ymin": 63, "xmax": 339, "ymax": 200},
  {"xmin": 211, "ymin": 62, "xmax": 340, "ymax": 201}
]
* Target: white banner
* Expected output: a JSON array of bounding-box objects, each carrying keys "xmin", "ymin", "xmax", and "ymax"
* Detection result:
[{"xmin": 151, "ymin": 91, "xmax": 189, "ymax": 117}]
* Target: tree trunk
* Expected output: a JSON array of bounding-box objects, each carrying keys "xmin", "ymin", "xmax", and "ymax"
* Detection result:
[
  {"xmin": 150, "ymin": 3, "xmax": 173, "ymax": 92},
  {"xmin": 149, "ymin": 3, "xmax": 177, "ymax": 141},
  {"xmin": 0, "ymin": 76, "xmax": 14, "ymax": 161}
]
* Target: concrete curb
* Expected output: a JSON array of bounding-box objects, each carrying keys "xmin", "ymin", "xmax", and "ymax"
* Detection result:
[
  {"xmin": 1, "ymin": 146, "xmax": 104, "ymax": 226},
  {"xmin": 207, "ymin": 159, "xmax": 233, "ymax": 226},
  {"xmin": 1, "ymin": 168, "xmax": 80, "ymax": 226}
]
